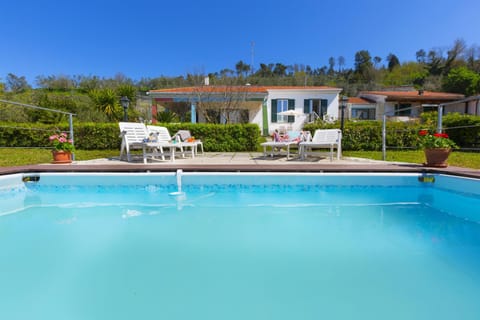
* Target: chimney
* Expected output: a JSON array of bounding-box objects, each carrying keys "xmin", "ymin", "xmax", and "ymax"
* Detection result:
[
  {"xmin": 418, "ymin": 89, "xmax": 424, "ymax": 96},
  {"xmin": 204, "ymin": 76, "xmax": 209, "ymax": 86}
]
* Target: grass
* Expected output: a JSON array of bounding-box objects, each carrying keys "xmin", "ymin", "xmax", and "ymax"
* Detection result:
[
  {"xmin": 343, "ymin": 150, "xmax": 480, "ymax": 169},
  {"xmin": 1, "ymin": 148, "xmax": 480, "ymax": 169},
  {"xmin": 0, "ymin": 148, "xmax": 119, "ymax": 167}
]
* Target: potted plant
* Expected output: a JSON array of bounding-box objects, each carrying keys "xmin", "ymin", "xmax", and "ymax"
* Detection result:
[
  {"xmin": 418, "ymin": 129, "xmax": 458, "ymax": 167},
  {"xmin": 49, "ymin": 132, "xmax": 75, "ymax": 164}
]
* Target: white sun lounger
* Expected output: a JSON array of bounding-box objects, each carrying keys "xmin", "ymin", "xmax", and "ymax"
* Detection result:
[
  {"xmin": 146, "ymin": 125, "xmax": 194, "ymax": 159},
  {"xmin": 119, "ymin": 122, "xmax": 178, "ymax": 163},
  {"xmin": 299, "ymin": 129, "xmax": 342, "ymax": 161},
  {"xmin": 261, "ymin": 130, "xmax": 305, "ymax": 159}
]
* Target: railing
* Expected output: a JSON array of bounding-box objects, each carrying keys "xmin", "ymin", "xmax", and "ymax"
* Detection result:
[
  {"xmin": 381, "ymin": 100, "xmax": 480, "ymax": 160},
  {"xmin": 0, "ymin": 99, "xmax": 76, "ymax": 159},
  {"xmin": 304, "ymin": 111, "xmax": 321, "ymax": 123}
]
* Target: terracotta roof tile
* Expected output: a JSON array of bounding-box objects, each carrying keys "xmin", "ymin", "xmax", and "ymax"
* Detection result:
[
  {"xmin": 149, "ymin": 85, "xmax": 340, "ymax": 94},
  {"xmin": 360, "ymin": 90, "xmax": 464, "ymax": 101},
  {"xmin": 346, "ymin": 97, "xmax": 373, "ymax": 104}
]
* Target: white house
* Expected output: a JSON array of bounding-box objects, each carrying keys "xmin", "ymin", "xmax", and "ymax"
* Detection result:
[{"xmin": 147, "ymin": 85, "xmax": 342, "ymax": 135}]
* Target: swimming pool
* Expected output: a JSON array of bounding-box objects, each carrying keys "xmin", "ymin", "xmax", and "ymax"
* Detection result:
[{"xmin": 1, "ymin": 172, "xmax": 480, "ymax": 319}]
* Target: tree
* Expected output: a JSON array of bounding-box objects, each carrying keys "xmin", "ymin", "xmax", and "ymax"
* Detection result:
[
  {"xmin": 386, "ymin": 53, "xmax": 400, "ymax": 71},
  {"xmin": 373, "ymin": 56, "xmax": 382, "ymax": 69},
  {"xmin": 273, "ymin": 63, "xmax": 287, "ymax": 77},
  {"xmin": 337, "ymin": 56, "xmax": 345, "ymax": 72},
  {"xmin": 444, "ymin": 39, "xmax": 467, "ymax": 74},
  {"xmin": 78, "ymin": 75, "xmax": 102, "ymax": 92},
  {"xmin": 36, "ymin": 74, "xmax": 76, "ymax": 91},
  {"xmin": 442, "ymin": 66, "xmax": 480, "ymax": 96},
  {"xmin": 416, "ymin": 49, "xmax": 427, "ymax": 64},
  {"xmin": 253, "ymin": 63, "xmax": 276, "ymax": 78},
  {"xmin": 383, "ymin": 62, "xmax": 428, "ymax": 87},
  {"xmin": 328, "ymin": 57, "xmax": 335, "ymax": 75},
  {"xmin": 353, "ymin": 50, "xmax": 375, "ymax": 83},
  {"xmin": 426, "ymin": 49, "xmax": 444, "ymax": 75},
  {"xmin": 463, "ymin": 44, "xmax": 480, "ymax": 73},
  {"xmin": 5, "ymin": 73, "xmax": 31, "ymax": 93},
  {"xmin": 235, "ymin": 60, "xmax": 250, "ymax": 78}
]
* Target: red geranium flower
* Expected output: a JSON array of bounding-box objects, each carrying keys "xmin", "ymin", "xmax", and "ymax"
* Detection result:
[
  {"xmin": 419, "ymin": 130, "xmax": 428, "ymax": 136},
  {"xmin": 418, "ymin": 129, "xmax": 457, "ymax": 149},
  {"xmin": 433, "ymin": 133, "xmax": 449, "ymax": 138}
]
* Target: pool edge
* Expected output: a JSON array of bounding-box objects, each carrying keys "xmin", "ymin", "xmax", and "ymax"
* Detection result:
[{"xmin": 0, "ymin": 163, "xmax": 479, "ymax": 179}]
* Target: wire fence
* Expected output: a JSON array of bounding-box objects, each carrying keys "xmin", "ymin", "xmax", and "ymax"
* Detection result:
[
  {"xmin": 381, "ymin": 98, "xmax": 480, "ymax": 160},
  {"xmin": 0, "ymin": 99, "xmax": 76, "ymax": 159}
]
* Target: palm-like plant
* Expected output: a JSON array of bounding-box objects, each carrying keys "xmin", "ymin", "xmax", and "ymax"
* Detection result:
[
  {"xmin": 156, "ymin": 110, "xmax": 179, "ymax": 123},
  {"xmin": 88, "ymin": 89, "xmax": 119, "ymax": 120}
]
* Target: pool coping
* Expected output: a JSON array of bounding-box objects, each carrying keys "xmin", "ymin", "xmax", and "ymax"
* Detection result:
[{"xmin": 1, "ymin": 162, "xmax": 479, "ymax": 179}]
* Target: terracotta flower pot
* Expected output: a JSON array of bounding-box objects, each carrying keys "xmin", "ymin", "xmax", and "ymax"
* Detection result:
[
  {"xmin": 52, "ymin": 150, "xmax": 72, "ymax": 164},
  {"xmin": 424, "ymin": 148, "xmax": 451, "ymax": 168}
]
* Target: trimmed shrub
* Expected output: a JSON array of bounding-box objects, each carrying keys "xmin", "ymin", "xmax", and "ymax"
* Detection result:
[
  {"xmin": 0, "ymin": 122, "xmax": 261, "ymax": 152},
  {"xmin": 304, "ymin": 114, "xmax": 480, "ymax": 151},
  {"xmin": 443, "ymin": 114, "xmax": 480, "ymax": 148}
]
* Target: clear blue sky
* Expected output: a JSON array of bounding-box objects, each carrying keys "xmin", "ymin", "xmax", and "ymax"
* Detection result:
[{"xmin": 1, "ymin": 0, "xmax": 479, "ymax": 84}]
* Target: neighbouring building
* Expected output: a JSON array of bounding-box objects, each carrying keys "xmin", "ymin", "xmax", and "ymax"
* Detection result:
[
  {"xmin": 355, "ymin": 88, "xmax": 466, "ymax": 121},
  {"xmin": 147, "ymin": 85, "xmax": 342, "ymax": 135},
  {"xmin": 344, "ymin": 97, "xmax": 378, "ymax": 120}
]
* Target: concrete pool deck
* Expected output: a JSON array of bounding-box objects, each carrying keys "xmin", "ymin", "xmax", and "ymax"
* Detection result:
[{"xmin": 1, "ymin": 152, "xmax": 479, "ymax": 179}]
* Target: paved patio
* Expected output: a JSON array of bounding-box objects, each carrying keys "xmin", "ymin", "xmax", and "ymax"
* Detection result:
[
  {"xmin": 1, "ymin": 152, "xmax": 479, "ymax": 179},
  {"xmin": 76, "ymin": 152, "xmax": 390, "ymax": 166}
]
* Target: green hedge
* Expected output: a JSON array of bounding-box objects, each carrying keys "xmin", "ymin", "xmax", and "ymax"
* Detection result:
[
  {"xmin": 441, "ymin": 114, "xmax": 480, "ymax": 148},
  {"xmin": 303, "ymin": 113, "xmax": 480, "ymax": 151},
  {"xmin": 0, "ymin": 122, "xmax": 261, "ymax": 152},
  {"xmin": 2, "ymin": 114, "xmax": 478, "ymax": 152}
]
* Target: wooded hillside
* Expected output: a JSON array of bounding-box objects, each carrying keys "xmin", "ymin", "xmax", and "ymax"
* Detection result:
[{"xmin": 1, "ymin": 39, "xmax": 479, "ymax": 123}]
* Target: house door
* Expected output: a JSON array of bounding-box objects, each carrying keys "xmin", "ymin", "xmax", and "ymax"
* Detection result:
[{"xmin": 304, "ymin": 99, "xmax": 328, "ymax": 118}]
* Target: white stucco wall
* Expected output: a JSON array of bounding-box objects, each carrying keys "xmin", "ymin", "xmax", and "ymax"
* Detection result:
[
  {"xmin": 249, "ymin": 101, "xmax": 264, "ymax": 131},
  {"xmin": 264, "ymin": 88, "xmax": 341, "ymax": 134}
]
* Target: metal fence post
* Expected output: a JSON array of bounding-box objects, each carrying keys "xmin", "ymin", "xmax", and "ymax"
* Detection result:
[
  {"xmin": 69, "ymin": 114, "xmax": 75, "ymax": 160},
  {"xmin": 437, "ymin": 105, "xmax": 444, "ymax": 133},
  {"xmin": 382, "ymin": 114, "xmax": 387, "ymax": 161}
]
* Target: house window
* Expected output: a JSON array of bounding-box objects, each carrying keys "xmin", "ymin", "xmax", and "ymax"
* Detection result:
[
  {"xmin": 422, "ymin": 105, "xmax": 438, "ymax": 113},
  {"xmin": 395, "ymin": 103, "xmax": 412, "ymax": 116},
  {"xmin": 351, "ymin": 108, "xmax": 376, "ymax": 120},
  {"xmin": 304, "ymin": 99, "xmax": 328, "ymax": 118},
  {"xmin": 271, "ymin": 99, "xmax": 295, "ymax": 123}
]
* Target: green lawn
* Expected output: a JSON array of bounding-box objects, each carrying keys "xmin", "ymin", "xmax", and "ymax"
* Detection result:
[
  {"xmin": 0, "ymin": 149, "xmax": 120, "ymax": 167},
  {"xmin": 1, "ymin": 148, "xmax": 480, "ymax": 169},
  {"xmin": 343, "ymin": 150, "xmax": 480, "ymax": 169}
]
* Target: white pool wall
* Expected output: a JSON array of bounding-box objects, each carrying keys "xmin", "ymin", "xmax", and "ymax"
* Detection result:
[{"xmin": 0, "ymin": 172, "xmax": 478, "ymax": 194}]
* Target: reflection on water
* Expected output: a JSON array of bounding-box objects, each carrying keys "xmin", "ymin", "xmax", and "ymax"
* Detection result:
[{"xmin": 0, "ymin": 184, "xmax": 479, "ymax": 320}]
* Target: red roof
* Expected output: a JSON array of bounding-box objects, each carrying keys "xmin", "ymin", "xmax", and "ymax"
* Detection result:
[
  {"xmin": 149, "ymin": 85, "xmax": 340, "ymax": 94},
  {"xmin": 346, "ymin": 97, "xmax": 373, "ymax": 104},
  {"xmin": 360, "ymin": 90, "xmax": 464, "ymax": 101}
]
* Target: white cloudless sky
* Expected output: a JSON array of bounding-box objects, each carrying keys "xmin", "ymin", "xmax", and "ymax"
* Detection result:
[{"xmin": 1, "ymin": 0, "xmax": 479, "ymax": 84}]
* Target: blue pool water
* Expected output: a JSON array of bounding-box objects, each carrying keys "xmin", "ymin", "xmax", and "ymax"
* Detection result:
[{"xmin": 1, "ymin": 172, "xmax": 480, "ymax": 319}]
